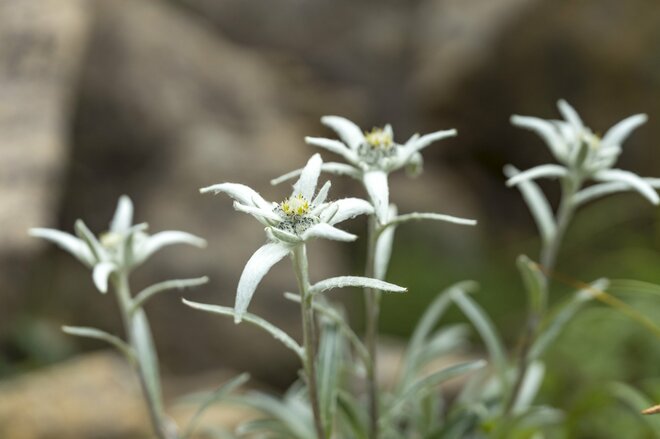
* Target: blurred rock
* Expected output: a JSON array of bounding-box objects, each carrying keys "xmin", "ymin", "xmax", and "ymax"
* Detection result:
[
  {"xmin": 0, "ymin": 351, "xmax": 255, "ymax": 439},
  {"xmin": 0, "ymin": 0, "xmax": 91, "ymax": 336}
]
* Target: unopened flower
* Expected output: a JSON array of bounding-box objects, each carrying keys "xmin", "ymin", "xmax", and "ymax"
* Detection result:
[
  {"xmin": 508, "ymin": 100, "xmax": 658, "ymax": 205},
  {"xmin": 30, "ymin": 196, "xmax": 207, "ymax": 293},
  {"xmin": 273, "ymin": 117, "xmax": 457, "ymax": 222},
  {"xmin": 200, "ymin": 153, "xmax": 373, "ymax": 320}
]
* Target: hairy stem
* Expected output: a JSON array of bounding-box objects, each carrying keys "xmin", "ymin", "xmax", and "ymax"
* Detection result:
[
  {"xmin": 364, "ymin": 215, "xmax": 381, "ymax": 439},
  {"xmin": 292, "ymin": 245, "xmax": 326, "ymax": 439},
  {"xmin": 114, "ymin": 272, "xmax": 178, "ymax": 439},
  {"xmin": 506, "ymin": 178, "xmax": 578, "ymax": 414}
]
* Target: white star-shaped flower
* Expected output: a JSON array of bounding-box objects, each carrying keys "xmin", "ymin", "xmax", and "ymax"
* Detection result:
[
  {"xmin": 200, "ymin": 153, "xmax": 374, "ymax": 320},
  {"xmin": 508, "ymin": 99, "xmax": 658, "ymax": 205},
  {"xmin": 30, "ymin": 196, "xmax": 207, "ymax": 293},
  {"xmin": 272, "ymin": 117, "xmax": 457, "ymax": 222}
]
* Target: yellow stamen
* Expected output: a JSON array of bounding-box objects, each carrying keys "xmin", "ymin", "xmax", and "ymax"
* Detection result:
[
  {"xmin": 364, "ymin": 127, "xmax": 393, "ymax": 148},
  {"xmin": 280, "ymin": 194, "xmax": 310, "ymax": 216}
]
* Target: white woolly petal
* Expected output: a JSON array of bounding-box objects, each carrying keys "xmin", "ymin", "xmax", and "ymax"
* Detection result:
[
  {"xmin": 511, "ymin": 115, "xmax": 567, "ymax": 161},
  {"xmin": 305, "ymin": 137, "xmax": 359, "ymax": 164},
  {"xmin": 110, "ymin": 195, "xmax": 134, "ymax": 234},
  {"xmin": 313, "ymin": 181, "xmax": 332, "ymax": 206},
  {"xmin": 235, "ymin": 242, "xmax": 291, "ymax": 322},
  {"xmin": 200, "ymin": 183, "xmax": 271, "ymax": 210},
  {"xmin": 374, "ymin": 204, "xmax": 398, "ymax": 280},
  {"xmin": 557, "ymin": 99, "xmax": 584, "ymax": 131},
  {"xmin": 135, "ymin": 231, "xmax": 207, "ymax": 264},
  {"xmin": 503, "ymin": 165, "xmax": 556, "ymax": 244},
  {"xmin": 593, "ymin": 169, "xmax": 659, "ymax": 205},
  {"xmin": 601, "ymin": 114, "xmax": 648, "ymax": 149},
  {"xmin": 74, "ymin": 220, "xmax": 107, "ymax": 263},
  {"xmin": 404, "ymin": 129, "xmax": 457, "ymax": 156},
  {"xmin": 323, "ymin": 198, "xmax": 374, "ymax": 225},
  {"xmin": 363, "ymin": 170, "xmax": 389, "ymax": 222},
  {"xmin": 233, "ymin": 202, "xmax": 281, "ymax": 224},
  {"xmin": 266, "ymin": 226, "xmax": 302, "ymax": 244},
  {"xmin": 321, "ymin": 115, "xmax": 365, "ymax": 150},
  {"xmin": 92, "ymin": 262, "xmax": 117, "ymax": 293},
  {"xmin": 292, "ymin": 154, "xmax": 322, "ymax": 201},
  {"xmin": 506, "ymin": 164, "xmax": 568, "ymax": 187},
  {"xmin": 301, "ymin": 223, "xmax": 357, "ymax": 242},
  {"xmin": 29, "ymin": 228, "xmax": 95, "ymax": 267}
]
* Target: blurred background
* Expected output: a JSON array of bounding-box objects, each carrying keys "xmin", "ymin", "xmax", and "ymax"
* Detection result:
[{"xmin": 2, "ymin": 0, "xmax": 660, "ymax": 437}]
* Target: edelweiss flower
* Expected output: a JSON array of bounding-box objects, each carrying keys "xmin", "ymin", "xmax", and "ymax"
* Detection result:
[
  {"xmin": 30, "ymin": 196, "xmax": 207, "ymax": 293},
  {"xmin": 508, "ymin": 99, "xmax": 658, "ymax": 204},
  {"xmin": 272, "ymin": 117, "xmax": 457, "ymax": 221},
  {"xmin": 200, "ymin": 153, "xmax": 373, "ymax": 320}
]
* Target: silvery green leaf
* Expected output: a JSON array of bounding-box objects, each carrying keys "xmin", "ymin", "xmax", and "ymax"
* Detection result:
[
  {"xmin": 310, "ymin": 276, "xmax": 406, "ymax": 295},
  {"xmin": 504, "ymin": 165, "xmax": 556, "ymax": 244},
  {"xmin": 28, "ymin": 228, "xmax": 95, "ymax": 267},
  {"xmin": 374, "ymin": 204, "xmax": 398, "ymax": 280},
  {"xmin": 317, "ymin": 323, "xmax": 342, "ymax": 435},
  {"xmin": 312, "ymin": 181, "xmax": 331, "ymax": 206},
  {"xmin": 235, "ymin": 391, "xmax": 314, "ymax": 439},
  {"xmin": 528, "ymin": 278, "xmax": 608, "ymax": 361},
  {"xmin": 401, "ymin": 281, "xmax": 478, "ymax": 390},
  {"xmin": 292, "ymin": 153, "xmax": 322, "ymax": 201},
  {"xmin": 135, "ymin": 231, "xmax": 207, "ymax": 264},
  {"xmin": 301, "ymin": 223, "xmax": 356, "ymax": 242},
  {"xmin": 337, "ymin": 391, "xmax": 368, "ymax": 439},
  {"xmin": 510, "ymin": 361, "xmax": 545, "ymax": 414},
  {"xmin": 183, "ymin": 299, "xmax": 304, "ymax": 359},
  {"xmin": 74, "ymin": 219, "xmax": 106, "ymax": 263},
  {"xmin": 62, "ymin": 325, "xmax": 135, "ymax": 363},
  {"xmin": 451, "ymin": 288, "xmax": 508, "ymax": 388},
  {"xmin": 92, "ymin": 262, "xmax": 117, "ymax": 293},
  {"xmin": 321, "ymin": 198, "xmax": 373, "ymax": 225},
  {"xmin": 384, "ymin": 212, "xmax": 477, "ymax": 229},
  {"xmin": 131, "ymin": 309, "xmax": 165, "ymax": 416},
  {"xmin": 180, "ymin": 373, "xmax": 250, "ymax": 439},
  {"xmin": 601, "ymin": 114, "xmax": 647, "ymax": 149},
  {"xmin": 383, "ymin": 360, "xmax": 486, "ymax": 422},
  {"xmin": 557, "ymin": 99, "xmax": 584, "ymax": 131},
  {"xmin": 305, "ymin": 137, "xmax": 359, "ymax": 163},
  {"xmin": 405, "ymin": 151, "xmax": 423, "ymax": 177},
  {"xmin": 593, "ymin": 168, "xmax": 659, "ymax": 205},
  {"xmin": 517, "ymin": 255, "xmax": 546, "ymax": 316},
  {"xmin": 505, "ymin": 164, "xmax": 568, "ymax": 187},
  {"xmin": 110, "ymin": 195, "xmax": 134, "ymax": 234},
  {"xmin": 419, "ymin": 324, "xmax": 470, "ymax": 366},
  {"xmin": 235, "ymin": 242, "xmax": 291, "ymax": 322},
  {"xmin": 131, "ymin": 276, "xmax": 209, "ymax": 313},
  {"xmin": 321, "ymin": 115, "xmax": 365, "ymax": 150},
  {"xmin": 363, "ymin": 170, "xmax": 389, "ymax": 223},
  {"xmin": 199, "ymin": 183, "xmax": 271, "ymax": 210},
  {"xmin": 609, "ymin": 382, "xmax": 660, "ymax": 432},
  {"xmin": 511, "ymin": 115, "xmax": 567, "ymax": 162}
]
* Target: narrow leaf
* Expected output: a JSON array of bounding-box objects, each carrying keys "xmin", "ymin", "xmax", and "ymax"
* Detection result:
[
  {"xmin": 310, "ymin": 276, "xmax": 406, "ymax": 296},
  {"xmin": 62, "ymin": 325, "xmax": 135, "ymax": 363},
  {"xmin": 132, "ymin": 276, "xmax": 209, "ymax": 313}
]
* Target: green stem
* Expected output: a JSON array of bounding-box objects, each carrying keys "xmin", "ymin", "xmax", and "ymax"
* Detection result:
[
  {"xmin": 506, "ymin": 178, "xmax": 579, "ymax": 414},
  {"xmin": 364, "ymin": 215, "xmax": 381, "ymax": 439},
  {"xmin": 292, "ymin": 245, "xmax": 326, "ymax": 439},
  {"xmin": 114, "ymin": 271, "xmax": 178, "ymax": 439}
]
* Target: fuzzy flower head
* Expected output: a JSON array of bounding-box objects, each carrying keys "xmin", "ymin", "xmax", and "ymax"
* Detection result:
[
  {"xmin": 29, "ymin": 196, "xmax": 207, "ymax": 293},
  {"xmin": 273, "ymin": 117, "xmax": 457, "ymax": 223},
  {"xmin": 508, "ymin": 99, "xmax": 659, "ymax": 205},
  {"xmin": 200, "ymin": 153, "xmax": 374, "ymax": 320}
]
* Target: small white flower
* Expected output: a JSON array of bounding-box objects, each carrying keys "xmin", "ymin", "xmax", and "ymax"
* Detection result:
[
  {"xmin": 200, "ymin": 153, "xmax": 374, "ymax": 320},
  {"xmin": 30, "ymin": 196, "xmax": 207, "ymax": 293},
  {"xmin": 508, "ymin": 99, "xmax": 659, "ymax": 205},
  {"xmin": 273, "ymin": 116, "xmax": 457, "ymax": 222}
]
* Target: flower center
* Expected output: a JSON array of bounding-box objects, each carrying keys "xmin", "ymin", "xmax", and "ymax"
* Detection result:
[
  {"xmin": 581, "ymin": 131, "xmax": 601, "ymax": 150},
  {"xmin": 364, "ymin": 127, "xmax": 394, "ymax": 149},
  {"xmin": 100, "ymin": 231, "xmax": 123, "ymax": 249},
  {"xmin": 279, "ymin": 194, "xmax": 310, "ymax": 216}
]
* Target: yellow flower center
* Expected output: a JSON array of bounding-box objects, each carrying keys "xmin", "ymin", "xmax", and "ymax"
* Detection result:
[
  {"xmin": 364, "ymin": 127, "xmax": 393, "ymax": 149},
  {"xmin": 280, "ymin": 194, "xmax": 310, "ymax": 216},
  {"xmin": 100, "ymin": 231, "xmax": 123, "ymax": 249},
  {"xmin": 581, "ymin": 131, "xmax": 601, "ymax": 150}
]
